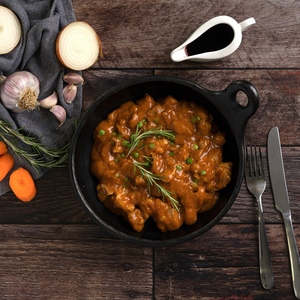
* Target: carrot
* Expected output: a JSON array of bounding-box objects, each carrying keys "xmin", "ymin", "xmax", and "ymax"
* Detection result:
[
  {"xmin": 0, "ymin": 153, "xmax": 14, "ymax": 181},
  {"xmin": 0, "ymin": 141, "xmax": 8, "ymax": 155},
  {"xmin": 9, "ymin": 167, "xmax": 36, "ymax": 202}
]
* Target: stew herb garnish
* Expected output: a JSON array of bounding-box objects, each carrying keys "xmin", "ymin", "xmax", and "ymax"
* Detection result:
[
  {"xmin": 133, "ymin": 157, "xmax": 181, "ymax": 212},
  {"xmin": 127, "ymin": 123, "xmax": 175, "ymax": 156}
]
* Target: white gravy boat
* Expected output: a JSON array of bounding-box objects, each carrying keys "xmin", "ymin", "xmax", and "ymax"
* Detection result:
[{"xmin": 170, "ymin": 16, "xmax": 255, "ymax": 63}]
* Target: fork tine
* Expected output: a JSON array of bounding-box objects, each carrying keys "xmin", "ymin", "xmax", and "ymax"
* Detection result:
[
  {"xmin": 259, "ymin": 145, "xmax": 264, "ymax": 177},
  {"xmin": 254, "ymin": 145, "xmax": 258, "ymax": 177},
  {"xmin": 251, "ymin": 145, "xmax": 256, "ymax": 177}
]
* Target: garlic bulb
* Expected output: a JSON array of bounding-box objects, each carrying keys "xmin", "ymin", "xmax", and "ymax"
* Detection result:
[{"xmin": 0, "ymin": 71, "xmax": 40, "ymax": 113}]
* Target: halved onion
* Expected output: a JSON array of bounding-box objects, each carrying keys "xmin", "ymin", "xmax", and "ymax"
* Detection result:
[
  {"xmin": 0, "ymin": 6, "xmax": 21, "ymax": 55},
  {"xmin": 56, "ymin": 21, "xmax": 103, "ymax": 71}
]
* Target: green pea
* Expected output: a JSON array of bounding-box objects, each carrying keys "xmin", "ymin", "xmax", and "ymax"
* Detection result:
[
  {"xmin": 114, "ymin": 158, "xmax": 118, "ymax": 163},
  {"xmin": 176, "ymin": 165, "xmax": 182, "ymax": 170},
  {"xmin": 196, "ymin": 116, "xmax": 201, "ymax": 121},
  {"xmin": 122, "ymin": 141, "xmax": 129, "ymax": 146},
  {"xmin": 137, "ymin": 122, "xmax": 143, "ymax": 128},
  {"xmin": 194, "ymin": 178, "xmax": 199, "ymax": 183},
  {"xmin": 117, "ymin": 134, "xmax": 122, "ymax": 140},
  {"xmin": 154, "ymin": 119, "xmax": 158, "ymax": 123},
  {"xmin": 193, "ymin": 144, "xmax": 199, "ymax": 150},
  {"xmin": 170, "ymin": 142, "xmax": 175, "ymax": 146},
  {"xmin": 186, "ymin": 157, "xmax": 193, "ymax": 164},
  {"xmin": 142, "ymin": 119, "xmax": 147, "ymax": 124},
  {"xmin": 144, "ymin": 161, "xmax": 150, "ymax": 167},
  {"xmin": 149, "ymin": 143, "xmax": 155, "ymax": 149},
  {"xmin": 116, "ymin": 173, "xmax": 120, "ymax": 178},
  {"xmin": 112, "ymin": 132, "xmax": 117, "ymax": 136},
  {"xmin": 133, "ymin": 152, "xmax": 139, "ymax": 158},
  {"xmin": 169, "ymin": 151, "xmax": 174, "ymax": 157},
  {"xmin": 121, "ymin": 154, "xmax": 125, "ymax": 158},
  {"xmin": 191, "ymin": 117, "xmax": 195, "ymax": 123},
  {"xmin": 99, "ymin": 129, "xmax": 105, "ymax": 135},
  {"xmin": 201, "ymin": 170, "xmax": 206, "ymax": 175}
]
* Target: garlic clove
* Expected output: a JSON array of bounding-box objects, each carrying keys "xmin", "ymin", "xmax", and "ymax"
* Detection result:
[
  {"xmin": 39, "ymin": 92, "xmax": 58, "ymax": 109},
  {"xmin": 63, "ymin": 73, "xmax": 84, "ymax": 85},
  {"xmin": 50, "ymin": 105, "xmax": 66, "ymax": 128},
  {"xmin": 63, "ymin": 84, "xmax": 77, "ymax": 104}
]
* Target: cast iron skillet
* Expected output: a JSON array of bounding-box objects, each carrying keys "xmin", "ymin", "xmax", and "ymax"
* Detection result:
[{"xmin": 69, "ymin": 75, "xmax": 259, "ymax": 247}]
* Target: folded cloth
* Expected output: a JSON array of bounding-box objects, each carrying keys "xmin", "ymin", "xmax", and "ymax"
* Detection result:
[{"xmin": 0, "ymin": 0, "xmax": 82, "ymax": 196}]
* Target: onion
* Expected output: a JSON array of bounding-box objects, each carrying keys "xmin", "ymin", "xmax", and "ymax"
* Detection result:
[
  {"xmin": 0, "ymin": 71, "xmax": 39, "ymax": 113},
  {"xmin": 0, "ymin": 6, "xmax": 21, "ymax": 55},
  {"xmin": 56, "ymin": 21, "xmax": 103, "ymax": 71}
]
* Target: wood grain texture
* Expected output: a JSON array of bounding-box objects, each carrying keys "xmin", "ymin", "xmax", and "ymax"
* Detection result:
[
  {"xmin": 72, "ymin": 0, "xmax": 300, "ymax": 68},
  {"xmin": 154, "ymin": 224, "xmax": 299, "ymax": 300},
  {"xmin": 0, "ymin": 225, "xmax": 152, "ymax": 300}
]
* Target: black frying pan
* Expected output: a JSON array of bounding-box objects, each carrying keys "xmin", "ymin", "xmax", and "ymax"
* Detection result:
[{"xmin": 70, "ymin": 75, "xmax": 259, "ymax": 246}]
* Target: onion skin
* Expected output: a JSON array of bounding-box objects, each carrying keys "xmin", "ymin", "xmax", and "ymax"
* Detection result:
[{"xmin": 56, "ymin": 21, "xmax": 103, "ymax": 71}]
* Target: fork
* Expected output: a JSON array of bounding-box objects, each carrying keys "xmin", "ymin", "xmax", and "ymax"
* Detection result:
[{"xmin": 245, "ymin": 145, "xmax": 273, "ymax": 289}]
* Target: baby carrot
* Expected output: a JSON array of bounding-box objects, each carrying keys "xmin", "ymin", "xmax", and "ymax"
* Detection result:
[
  {"xmin": 9, "ymin": 168, "xmax": 36, "ymax": 202},
  {"xmin": 0, "ymin": 141, "xmax": 8, "ymax": 155},
  {"xmin": 0, "ymin": 153, "xmax": 14, "ymax": 181}
]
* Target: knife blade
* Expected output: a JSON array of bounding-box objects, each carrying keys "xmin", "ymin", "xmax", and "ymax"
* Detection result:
[{"xmin": 267, "ymin": 127, "xmax": 300, "ymax": 298}]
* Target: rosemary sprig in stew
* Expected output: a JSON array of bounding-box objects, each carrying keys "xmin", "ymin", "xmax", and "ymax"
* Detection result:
[
  {"xmin": 133, "ymin": 157, "xmax": 181, "ymax": 212},
  {"xmin": 0, "ymin": 119, "xmax": 75, "ymax": 174},
  {"xmin": 127, "ymin": 121, "xmax": 175, "ymax": 156}
]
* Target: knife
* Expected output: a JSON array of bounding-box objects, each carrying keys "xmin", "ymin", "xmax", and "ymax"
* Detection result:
[{"xmin": 267, "ymin": 127, "xmax": 300, "ymax": 299}]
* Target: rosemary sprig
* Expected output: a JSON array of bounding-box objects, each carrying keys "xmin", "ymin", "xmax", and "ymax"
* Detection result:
[
  {"xmin": 127, "ymin": 122, "xmax": 175, "ymax": 156},
  {"xmin": 133, "ymin": 157, "xmax": 181, "ymax": 212},
  {"xmin": 0, "ymin": 119, "xmax": 76, "ymax": 174}
]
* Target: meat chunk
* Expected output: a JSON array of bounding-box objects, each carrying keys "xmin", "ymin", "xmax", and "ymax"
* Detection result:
[
  {"xmin": 96, "ymin": 183, "xmax": 114, "ymax": 202},
  {"xmin": 170, "ymin": 120, "xmax": 193, "ymax": 135}
]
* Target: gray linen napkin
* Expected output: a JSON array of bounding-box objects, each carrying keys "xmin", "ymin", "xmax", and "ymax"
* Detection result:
[{"xmin": 0, "ymin": 0, "xmax": 82, "ymax": 196}]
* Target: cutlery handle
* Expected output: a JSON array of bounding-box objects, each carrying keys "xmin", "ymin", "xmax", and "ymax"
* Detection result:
[
  {"xmin": 283, "ymin": 214, "xmax": 300, "ymax": 299},
  {"xmin": 258, "ymin": 198, "xmax": 273, "ymax": 289}
]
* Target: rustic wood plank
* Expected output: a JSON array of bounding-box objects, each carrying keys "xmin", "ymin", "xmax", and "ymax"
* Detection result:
[
  {"xmin": 155, "ymin": 69, "xmax": 300, "ymax": 145},
  {"xmin": 73, "ymin": 0, "xmax": 300, "ymax": 68},
  {"xmin": 0, "ymin": 225, "xmax": 153, "ymax": 300},
  {"xmin": 1, "ymin": 146, "xmax": 300, "ymax": 226},
  {"xmin": 154, "ymin": 224, "xmax": 299, "ymax": 300}
]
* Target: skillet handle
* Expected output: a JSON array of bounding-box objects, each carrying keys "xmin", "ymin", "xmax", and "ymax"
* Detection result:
[{"xmin": 223, "ymin": 80, "xmax": 260, "ymax": 138}]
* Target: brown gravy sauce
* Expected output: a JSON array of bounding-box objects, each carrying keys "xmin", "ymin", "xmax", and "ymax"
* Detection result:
[{"xmin": 90, "ymin": 94, "xmax": 233, "ymax": 232}]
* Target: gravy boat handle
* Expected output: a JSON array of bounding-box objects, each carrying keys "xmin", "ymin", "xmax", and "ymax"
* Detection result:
[{"xmin": 239, "ymin": 17, "xmax": 256, "ymax": 32}]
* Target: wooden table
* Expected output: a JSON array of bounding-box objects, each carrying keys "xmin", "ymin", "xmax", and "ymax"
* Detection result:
[{"xmin": 1, "ymin": 0, "xmax": 300, "ymax": 299}]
